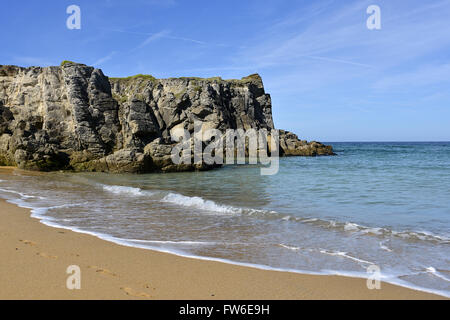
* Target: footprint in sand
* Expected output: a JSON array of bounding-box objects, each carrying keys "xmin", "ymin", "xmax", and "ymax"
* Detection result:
[
  {"xmin": 37, "ymin": 252, "xmax": 58, "ymax": 259},
  {"xmin": 88, "ymin": 265, "xmax": 118, "ymax": 277},
  {"xmin": 120, "ymin": 287, "xmax": 151, "ymax": 298},
  {"xmin": 143, "ymin": 284, "xmax": 156, "ymax": 290},
  {"xmin": 19, "ymin": 240, "xmax": 37, "ymax": 246}
]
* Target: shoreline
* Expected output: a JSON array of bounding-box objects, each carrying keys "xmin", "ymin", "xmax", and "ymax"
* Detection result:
[
  {"xmin": 0, "ymin": 167, "xmax": 446, "ymax": 300},
  {"xmin": 14, "ymin": 197, "xmax": 450, "ymax": 299},
  {"xmin": 1, "ymin": 199, "xmax": 444, "ymax": 300}
]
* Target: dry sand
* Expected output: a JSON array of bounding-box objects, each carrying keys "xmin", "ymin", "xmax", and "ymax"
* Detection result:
[{"xmin": 0, "ymin": 169, "xmax": 445, "ymax": 300}]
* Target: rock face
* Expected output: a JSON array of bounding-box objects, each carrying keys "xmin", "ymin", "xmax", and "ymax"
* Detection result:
[
  {"xmin": 0, "ymin": 62, "xmax": 334, "ymax": 173},
  {"xmin": 279, "ymin": 131, "xmax": 334, "ymax": 156}
]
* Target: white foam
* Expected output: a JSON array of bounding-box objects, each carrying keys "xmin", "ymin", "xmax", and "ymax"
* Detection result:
[
  {"xmin": 306, "ymin": 217, "xmax": 450, "ymax": 244},
  {"xmin": 302, "ymin": 218, "xmax": 318, "ymax": 223},
  {"xmin": 102, "ymin": 185, "xmax": 154, "ymax": 197},
  {"xmin": 379, "ymin": 241, "xmax": 393, "ymax": 252},
  {"xmin": 344, "ymin": 223, "xmax": 360, "ymax": 231},
  {"xmin": 426, "ymin": 267, "xmax": 450, "ymax": 282},
  {"xmin": 279, "ymin": 244, "xmax": 300, "ymax": 251},
  {"xmin": 391, "ymin": 230, "xmax": 450, "ymax": 242},
  {"xmin": 0, "ymin": 187, "xmax": 41, "ymax": 199},
  {"xmin": 319, "ymin": 249, "xmax": 374, "ymax": 265},
  {"xmin": 417, "ymin": 231, "xmax": 450, "ymax": 242},
  {"xmin": 162, "ymin": 192, "xmax": 241, "ymax": 214},
  {"xmin": 360, "ymin": 227, "xmax": 384, "ymax": 235},
  {"xmin": 121, "ymin": 238, "xmax": 218, "ymax": 246}
]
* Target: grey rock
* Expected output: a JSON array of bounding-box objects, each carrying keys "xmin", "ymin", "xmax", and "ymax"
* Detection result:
[{"xmin": 0, "ymin": 62, "xmax": 334, "ymax": 172}]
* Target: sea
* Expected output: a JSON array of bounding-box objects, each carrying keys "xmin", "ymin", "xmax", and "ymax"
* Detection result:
[{"xmin": 0, "ymin": 142, "xmax": 449, "ymax": 297}]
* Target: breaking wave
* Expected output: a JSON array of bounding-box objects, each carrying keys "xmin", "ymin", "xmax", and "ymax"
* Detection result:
[
  {"xmin": 161, "ymin": 192, "xmax": 242, "ymax": 214},
  {"xmin": 98, "ymin": 183, "xmax": 450, "ymax": 245},
  {"xmin": 282, "ymin": 215, "xmax": 450, "ymax": 244},
  {"xmin": 102, "ymin": 184, "xmax": 155, "ymax": 197}
]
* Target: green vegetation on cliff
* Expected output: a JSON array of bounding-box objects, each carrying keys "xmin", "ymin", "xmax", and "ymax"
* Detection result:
[
  {"xmin": 60, "ymin": 60, "xmax": 81, "ymax": 66},
  {"xmin": 109, "ymin": 74, "xmax": 158, "ymax": 83}
]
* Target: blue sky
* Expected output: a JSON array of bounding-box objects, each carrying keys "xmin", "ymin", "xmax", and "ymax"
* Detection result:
[{"xmin": 1, "ymin": 0, "xmax": 450, "ymax": 141}]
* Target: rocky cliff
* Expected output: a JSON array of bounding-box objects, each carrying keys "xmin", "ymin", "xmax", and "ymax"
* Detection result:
[{"xmin": 0, "ymin": 62, "xmax": 334, "ymax": 173}]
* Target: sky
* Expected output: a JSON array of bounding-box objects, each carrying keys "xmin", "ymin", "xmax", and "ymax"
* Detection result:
[{"xmin": 1, "ymin": 0, "xmax": 450, "ymax": 141}]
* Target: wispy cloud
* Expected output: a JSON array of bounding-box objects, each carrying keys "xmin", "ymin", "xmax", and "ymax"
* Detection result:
[
  {"xmin": 99, "ymin": 27, "xmax": 206, "ymax": 46},
  {"xmin": 89, "ymin": 28, "xmax": 210, "ymax": 69},
  {"xmin": 217, "ymin": 0, "xmax": 450, "ymax": 95},
  {"xmin": 302, "ymin": 55, "xmax": 374, "ymax": 68},
  {"xmin": 92, "ymin": 51, "xmax": 117, "ymax": 66},
  {"xmin": 133, "ymin": 30, "xmax": 171, "ymax": 51}
]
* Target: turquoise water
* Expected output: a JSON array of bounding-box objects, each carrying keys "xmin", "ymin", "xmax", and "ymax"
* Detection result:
[{"xmin": 0, "ymin": 142, "xmax": 449, "ymax": 296}]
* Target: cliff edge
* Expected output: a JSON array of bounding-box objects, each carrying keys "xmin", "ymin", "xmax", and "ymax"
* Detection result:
[{"xmin": 0, "ymin": 62, "xmax": 334, "ymax": 172}]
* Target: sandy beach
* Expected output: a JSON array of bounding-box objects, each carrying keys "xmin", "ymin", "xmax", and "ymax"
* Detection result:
[{"xmin": 0, "ymin": 170, "xmax": 445, "ymax": 300}]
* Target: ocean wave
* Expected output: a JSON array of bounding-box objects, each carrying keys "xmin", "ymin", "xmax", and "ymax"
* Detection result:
[
  {"xmin": 161, "ymin": 192, "xmax": 242, "ymax": 214},
  {"xmin": 344, "ymin": 223, "xmax": 360, "ymax": 231},
  {"xmin": 318, "ymin": 249, "xmax": 374, "ymax": 265},
  {"xmin": 160, "ymin": 192, "xmax": 279, "ymax": 218},
  {"xmin": 158, "ymin": 189, "xmax": 450, "ymax": 245},
  {"xmin": 278, "ymin": 243, "xmax": 377, "ymax": 267},
  {"xmin": 102, "ymin": 184, "xmax": 155, "ymax": 197},
  {"xmin": 119, "ymin": 238, "xmax": 219, "ymax": 246},
  {"xmin": 0, "ymin": 187, "xmax": 45, "ymax": 200},
  {"xmin": 100, "ymin": 184, "xmax": 245, "ymax": 215},
  {"xmin": 27, "ymin": 202, "xmax": 90, "ymax": 220},
  {"xmin": 379, "ymin": 241, "xmax": 393, "ymax": 252},
  {"xmin": 287, "ymin": 217, "xmax": 450, "ymax": 244},
  {"xmin": 279, "ymin": 244, "xmax": 301, "ymax": 251},
  {"xmin": 426, "ymin": 267, "xmax": 450, "ymax": 282},
  {"xmin": 1, "ymin": 185, "xmax": 449, "ymax": 298},
  {"xmin": 95, "ymin": 184, "xmax": 450, "ymax": 246}
]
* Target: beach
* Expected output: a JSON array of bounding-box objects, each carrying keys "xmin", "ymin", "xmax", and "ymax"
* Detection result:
[
  {"xmin": 1, "ymin": 0, "xmax": 449, "ymax": 302},
  {"xmin": 0, "ymin": 169, "xmax": 445, "ymax": 300}
]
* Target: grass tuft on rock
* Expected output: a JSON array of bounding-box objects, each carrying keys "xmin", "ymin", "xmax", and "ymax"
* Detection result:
[{"xmin": 109, "ymin": 74, "xmax": 158, "ymax": 83}]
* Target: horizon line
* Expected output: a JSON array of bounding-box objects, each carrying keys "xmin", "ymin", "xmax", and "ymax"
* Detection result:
[{"xmin": 322, "ymin": 140, "xmax": 450, "ymax": 143}]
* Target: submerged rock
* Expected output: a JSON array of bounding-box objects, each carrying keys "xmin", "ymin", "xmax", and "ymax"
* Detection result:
[{"xmin": 0, "ymin": 62, "xmax": 334, "ymax": 173}]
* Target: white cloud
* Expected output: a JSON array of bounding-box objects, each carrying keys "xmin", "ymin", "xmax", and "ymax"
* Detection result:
[
  {"xmin": 218, "ymin": 0, "xmax": 450, "ymax": 95},
  {"xmin": 92, "ymin": 51, "xmax": 117, "ymax": 66},
  {"xmin": 133, "ymin": 30, "xmax": 171, "ymax": 51}
]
